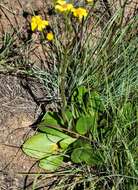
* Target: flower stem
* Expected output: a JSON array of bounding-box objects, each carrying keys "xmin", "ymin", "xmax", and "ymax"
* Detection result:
[{"xmin": 60, "ymin": 49, "xmax": 68, "ymax": 124}]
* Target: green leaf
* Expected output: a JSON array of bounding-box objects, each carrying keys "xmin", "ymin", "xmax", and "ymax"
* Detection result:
[
  {"xmin": 65, "ymin": 109, "xmax": 73, "ymax": 121},
  {"xmin": 76, "ymin": 116, "xmax": 92, "ymax": 135},
  {"xmin": 71, "ymin": 148, "xmax": 83, "ymax": 163},
  {"xmin": 39, "ymin": 155, "xmax": 63, "ymax": 171},
  {"xmin": 72, "ymin": 139, "xmax": 92, "ymax": 149},
  {"xmin": 38, "ymin": 111, "xmax": 73, "ymax": 139},
  {"xmin": 72, "ymin": 86, "xmax": 87, "ymax": 103},
  {"xmin": 22, "ymin": 133, "xmax": 61, "ymax": 159},
  {"xmin": 87, "ymin": 91, "xmax": 104, "ymax": 113},
  {"xmin": 39, "ymin": 112, "xmax": 59, "ymax": 127},
  {"xmin": 71, "ymin": 147, "xmax": 93, "ymax": 164},
  {"xmin": 71, "ymin": 139, "xmax": 103, "ymax": 165},
  {"xmin": 64, "ymin": 109, "xmax": 73, "ymax": 127},
  {"xmin": 71, "ymin": 86, "xmax": 88, "ymax": 117},
  {"xmin": 71, "ymin": 139, "xmax": 93, "ymax": 163},
  {"xmin": 59, "ymin": 137, "xmax": 76, "ymax": 150},
  {"xmin": 71, "ymin": 147, "xmax": 103, "ymax": 165},
  {"xmin": 38, "ymin": 125, "xmax": 71, "ymax": 139},
  {"xmin": 77, "ymin": 86, "xmax": 88, "ymax": 103}
]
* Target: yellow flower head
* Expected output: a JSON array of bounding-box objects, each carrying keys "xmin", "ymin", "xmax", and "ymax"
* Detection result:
[
  {"xmin": 72, "ymin": 7, "xmax": 88, "ymax": 21},
  {"xmin": 55, "ymin": 0, "xmax": 73, "ymax": 13},
  {"xmin": 51, "ymin": 143, "xmax": 59, "ymax": 153},
  {"xmin": 56, "ymin": 0, "xmax": 66, "ymax": 5},
  {"xmin": 86, "ymin": 0, "xmax": 93, "ymax": 2},
  {"xmin": 46, "ymin": 32, "xmax": 54, "ymax": 41},
  {"xmin": 31, "ymin": 15, "xmax": 49, "ymax": 32}
]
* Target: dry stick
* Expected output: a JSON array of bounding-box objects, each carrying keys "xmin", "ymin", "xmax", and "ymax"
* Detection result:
[
  {"xmin": 0, "ymin": 3, "xmax": 16, "ymax": 15},
  {"xmin": 100, "ymin": 0, "xmax": 112, "ymax": 18},
  {"xmin": 40, "ymin": 43, "xmax": 50, "ymax": 70},
  {"xmin": 17, "ymin": 0, "xmax": 23, "ymax": 9},
  {"xmin": 0, "ymin": 6, "xmax": 15, "ymax": 30},
  {"xmin": 18, "ymin": 172, "xmax": 82, "ymax": 177},
  {"xmin": 44, "ymin": 124, "xmax": 93, "ymax": 142},
  {"xmin": 0, "ymin": 15, "xmax": 4, "ymax": 34},
  {"xmin": 59, "ymin": 50, "xmax": 68, "ymax": 125},
  {"xmin": 1, "ymin": 143, "xmax": 21, "ymax": 149},
  {"xmin": 6, "ymin": 127, "xmax": 30, "ymax": 140},
  {"xmin": 22, "ymin": 161, "xmax": 39, "ymax": 190},
  {"xmin": 9, "ymin": 2, "xmax": 20, "ymax": 31},
  {"xmin": 0, "ymin": 4, "xmax": 18, "ymax": 34},
  {"xmin": 118, "ymin": 0, "xmax": 130, "ymax": 27},
  {"xmin": 0, "ymin": 144, "xmax": 22, "ymax": 171}
]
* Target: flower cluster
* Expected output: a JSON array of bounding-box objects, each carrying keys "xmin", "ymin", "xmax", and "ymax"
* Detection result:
[
  {"xmin": 55, "ymin": 0, "xmax": 89, "ymax": 21},
  {"xmin": 31, "ymin": 16, "xmax": 48, "ymax": 32},
  {"xmin": 31, "ymin": 15, "xmax": 54, "ymax": 41},
  {"xmin": 30, "ymin": 0, "xmax": 92, "ymax": 41},
  {"xmin": 72, "ymin": 7, "xmax": 88, "ymax": 21},
  {"xmin": 86, "ymin": 0, "xmax": 93, "ymax": 2},
  {"xmin": 55, "ymin": 0, "xmax": 73, "ymax": 12},
  {"xmin": 46, "ymin": 32, "xmax": 54, "ymax": 41}
]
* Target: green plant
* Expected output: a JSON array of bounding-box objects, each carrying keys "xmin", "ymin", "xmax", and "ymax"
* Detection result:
[{"xmin": 23, "ymin": 85, "xmax": 105, "ymax": 169}]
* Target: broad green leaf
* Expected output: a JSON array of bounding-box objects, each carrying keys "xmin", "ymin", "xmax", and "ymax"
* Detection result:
[
  {"xmin": 38, "ymin": 111, "xmax": 73, "ymax": 139},
  {"xmin": 22, "ymin": 133, "xmax": 61, "ymax": 159},
  {"xmin": 71, "ymin": 148, "xmax": 83, "ymax": 163},
  {"xmin": 72, "ymin": 139, "xmax": 92, "ymax": 149},
  {"xmin": 38, "ymin": 126, "xmax": 71, "ymax": 139},
  {"xmin": 71, "ymin": 139, "xmax": 103, "ymax": 165},
  {"xmin": 71, "ymin": 147, "xmax": 93, "ymax": 164},
  {"xmin": 71, "ymin": 147, "xmax": 103, "ymax": 165},
  {"xmin": 39, "ymin": 112, "xmax": 59, "ymax": 127},
  {"xmin": 59, "ymin": 137, "xmax": 76, "ymax": 150},
  {"xmin": 76, "ymin": 116, "xmax": 92, "ymax": 135},
  {"xmin": 39, "ymin": 155, "xmax": 63, "ymax": 171}
]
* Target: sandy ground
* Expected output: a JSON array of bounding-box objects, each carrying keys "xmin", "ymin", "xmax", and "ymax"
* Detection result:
[
  {"xmin": 0, "ymin": 0, "xmax": 53, "ymax": 188},
  {"xmin": 0, "ymin": 74, "xmax": 39, "ymax": 189}
]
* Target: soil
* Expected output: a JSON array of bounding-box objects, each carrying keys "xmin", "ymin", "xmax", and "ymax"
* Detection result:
[
  {"xmin": 0, "ymin": 74, "xmax": 39, "ymax": 189},
  {"xmin": 0, "ymin": 0, "xmax": 49, "ymax": 185}
]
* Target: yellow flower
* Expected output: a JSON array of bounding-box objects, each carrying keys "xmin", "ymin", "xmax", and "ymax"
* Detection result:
[
  {"xmin": 46, "ymin": 32, "xmax": 54, "ymax": 41},
  {"xmin": 51, "ymin": 143, "xmax": 59, "ymax": 153},
  {"xmin": 56, "ymin": 0, "xmax": 66, "ymax": 5},
  {"xmin": 31, "ymin": 15, "xmax": 49, "ymax": 32},
  {"xmin": 86, "ymin": 0, "xmax": 93, "ymax": 2},
  {"xmin": 55, "ymin": 0, "xmax": 73, "ymax": 13},
  {"xmin": 72, "ymin": 7, "xmax": 88, "ymax": 21}
]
